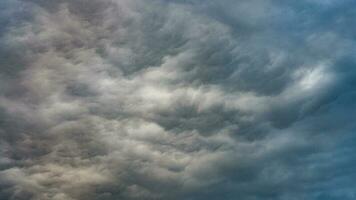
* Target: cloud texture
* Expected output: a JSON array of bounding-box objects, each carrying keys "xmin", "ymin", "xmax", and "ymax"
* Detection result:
[{"xmin": 1, "ymin": 0, "xmax": 356, "ymax": 199}]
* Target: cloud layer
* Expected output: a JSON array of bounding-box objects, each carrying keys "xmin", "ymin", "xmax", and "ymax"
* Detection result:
[{"xmin": 1, "ymin": 0, "xmax": 356, "ymax": 199}]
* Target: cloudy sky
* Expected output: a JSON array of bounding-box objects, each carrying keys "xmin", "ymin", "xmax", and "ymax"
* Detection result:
[{"xmin": 0, "ymin": 0, "xmax": 356, "ymax": 199}]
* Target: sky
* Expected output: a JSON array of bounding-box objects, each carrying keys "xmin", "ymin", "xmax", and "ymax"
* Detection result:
[{"xmin": 0, "ymin": 0, "xmax": 356, "ymax": 199}]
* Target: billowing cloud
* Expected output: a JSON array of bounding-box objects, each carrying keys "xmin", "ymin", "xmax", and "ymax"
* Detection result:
[{"xmin": 0, "ymin": 0, "xmax": 356, "ymax": 199}]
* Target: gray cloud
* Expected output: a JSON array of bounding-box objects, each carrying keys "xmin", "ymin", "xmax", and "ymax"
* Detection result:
[{"xmin": 0, "ymin": 0, "xmax": 356, "ymax": 199}]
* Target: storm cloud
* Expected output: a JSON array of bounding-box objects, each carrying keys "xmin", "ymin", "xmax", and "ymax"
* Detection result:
[{"xmin": 0, "ymin": 0, "xmax": 356, "ymax": 199}]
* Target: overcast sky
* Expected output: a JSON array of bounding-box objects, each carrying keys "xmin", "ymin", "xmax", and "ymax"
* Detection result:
[{"xmin": 0, "ymin": 0, "xmax": 356, "ymax": 200}]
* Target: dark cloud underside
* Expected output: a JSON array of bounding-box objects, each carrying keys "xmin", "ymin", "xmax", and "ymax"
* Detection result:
[{"xmin": 0, "ymin": 0, "xmax": 356, "ymax": 200}]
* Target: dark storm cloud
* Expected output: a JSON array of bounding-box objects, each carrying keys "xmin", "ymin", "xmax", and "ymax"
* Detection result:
[{"xmin": 0, "ymin": 0, "xmax": 356, "ymax": 200}]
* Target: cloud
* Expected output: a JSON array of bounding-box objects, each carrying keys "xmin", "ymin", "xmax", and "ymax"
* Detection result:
[{"xmin": 0, "ymin": 0, "xmax": 356, "ymax": 199}]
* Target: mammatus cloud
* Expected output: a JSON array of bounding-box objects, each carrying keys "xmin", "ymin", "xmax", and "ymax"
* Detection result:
[{"xmin": 0, "ymin": 0, "xmax": 356, "ymax": 199}]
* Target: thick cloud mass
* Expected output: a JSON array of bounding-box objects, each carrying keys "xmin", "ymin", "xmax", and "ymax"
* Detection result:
[{"xmin": 1, "ymin": 0, "xmax": 356, "ymax": 199}]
